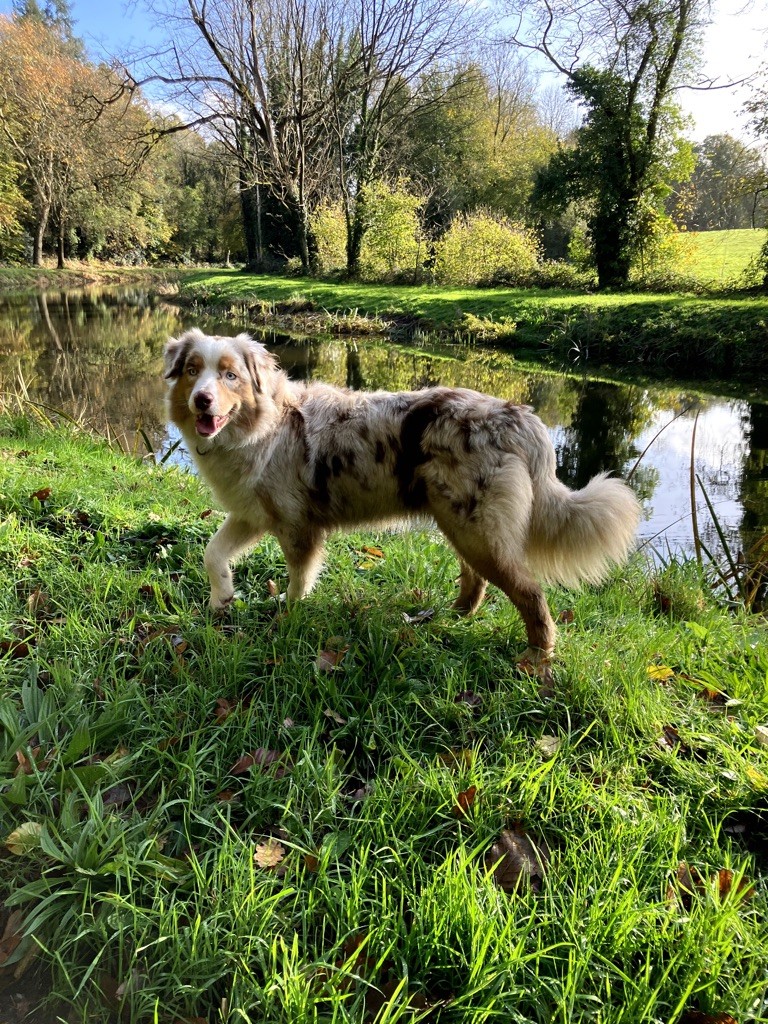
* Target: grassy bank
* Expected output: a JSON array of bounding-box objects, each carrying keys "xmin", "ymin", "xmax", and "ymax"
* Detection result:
[
  {"xmin": 1, "ymin": 416, "xmax": 767, "ymax": 1023},
  {"xmin": 0, "ymin": 263, "xmax": 196, "ymax": 294},
  {"xmin": 687, "ymin": 229, "xmax": 765, "ymax": 286},
  {"xmin": 179, "ymin": 270, "xmax": 768, "ymax": 381}
]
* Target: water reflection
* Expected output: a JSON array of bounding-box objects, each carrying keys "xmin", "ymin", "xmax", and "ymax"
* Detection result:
[{"xmin": 0, "ymin": 286, "xmax": 766, "ymax": 558}]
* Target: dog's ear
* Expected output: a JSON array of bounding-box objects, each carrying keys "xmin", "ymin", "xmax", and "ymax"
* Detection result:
[
  {"xmin": 163, "ymin": 335, "xmax": 191, "ymax": 380},
  {"xmin": 164, "ymin": 329, "xmax": 205, "ymax": 379},
  {"xmin": 237, "ymin": 334, "xmax": 278, "ymax": 394}
]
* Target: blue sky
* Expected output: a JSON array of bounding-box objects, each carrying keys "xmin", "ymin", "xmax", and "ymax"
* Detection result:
[{"xmin": 1, "ymin": 0, "xmax": 766, "ymax": 142}]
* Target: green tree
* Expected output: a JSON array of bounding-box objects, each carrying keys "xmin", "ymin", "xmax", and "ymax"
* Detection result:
[
  {"xmin": 508, "ymin": 0, "xmax": 706, "ymax": 288},
  {"xmin": 685, "ymin": 134, "xmax": 768, "ymax": 230},
  {"xmin": 0, "ymin": 145, "xmax": 28, "ymax": 260}
]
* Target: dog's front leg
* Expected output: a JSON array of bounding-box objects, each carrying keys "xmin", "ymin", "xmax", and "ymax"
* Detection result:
[
  {"xmin": 204, "ymin": 515, "xmax": 263, "ymax": 610},
  {"xmin": 275, "ymin": 530, "xmax": 326, "ymax": 602}
]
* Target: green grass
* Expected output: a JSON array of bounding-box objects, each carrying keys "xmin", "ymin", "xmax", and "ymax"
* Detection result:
[
  {"xmin": 179, "ymin": 270, "xmax": 768, "ymax": 381},
  {"xmin": 686, "ymin": 229, "xmax": 766, "ymax": 286},
  {"xmin": 1, "ymin": 416, "xmax": 767, "ymax": 1023}
]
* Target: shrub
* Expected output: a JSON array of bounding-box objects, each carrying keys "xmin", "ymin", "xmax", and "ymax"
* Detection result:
[
  {"xmin": 312, "ymin": 202, "xmax": 347, "ymax": 274},
  {"xmin": 434, "ymin": 212, "xmax": 541, "ymax": 286},
  {"xmin": 359, "ymin": 179, "xmax": 424, "ymax": 281}
]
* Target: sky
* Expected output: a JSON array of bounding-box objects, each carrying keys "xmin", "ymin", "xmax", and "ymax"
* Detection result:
[{"xmin": 1, "ymin": 0, "xmax": 766, "ymax": 144}]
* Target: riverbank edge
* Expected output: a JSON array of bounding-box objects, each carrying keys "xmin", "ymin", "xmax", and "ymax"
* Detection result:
[
  {"xmin": 0, "ymin": 264, "xmax": 198, "ymax": 293},
  {"xmin": 176, "ymin": 270, "xmax": 768, "ymax": 382},
  {"xmin": 1, "ymin": 414, "xmax": 767, "ymax": 1022}
]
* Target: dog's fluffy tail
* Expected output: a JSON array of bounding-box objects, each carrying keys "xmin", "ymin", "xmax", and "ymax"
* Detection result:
[{"xmin": 525, "ymin": 470, "xmax": 641, "ymax": 588}]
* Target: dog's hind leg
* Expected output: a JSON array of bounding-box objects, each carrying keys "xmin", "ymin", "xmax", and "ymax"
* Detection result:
[
  {"xmin": 452, "ymin": 559, "xmax": 487, "ymax": 615},
  {"xmin": 275, "ymin": 530, "xmax": 326, "ymax": 602},
  {"xmin": 436, "ymin": 518, "xmax": 556, "ymax": 662},
  {"xmin": 204, "ymin": 515, "xmax": 264, "ymax": 610}
]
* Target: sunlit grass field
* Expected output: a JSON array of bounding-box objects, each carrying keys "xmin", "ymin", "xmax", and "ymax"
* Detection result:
[
  {"xmin": 1, "ymin": 415, "xmax": 767, "ymax": 1023},
  {"xmin": 684, "ymin": 228, "xmax": 765, "ymax": 285}
]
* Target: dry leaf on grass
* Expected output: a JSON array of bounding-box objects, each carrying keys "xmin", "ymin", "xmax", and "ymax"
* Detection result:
[
  {"xmin": 29, "ymin": 487, "xmax": 51, "ymax": 501},
  {"xmin": 754, "ymin": 725, "xmax": 768, "ymax": 748},
  {"xmin": 323, "ymin": 708, "xmax": 347, "ymax": 726},
  {"xmin": 315, "ymin": 644, "xmax": 349, "ymax": 672},
  {"xmin": 657, "ymin": 724, "xmax": 688, "ymax": 754},
  {"xmin": 402, "ymin": 608, "xmax": 435, "ymax": 625},
  {"xmin": 452, "ymin": 785, "xmax": 477, "ymax": 817},
  {"xmin": 359, "ymin": 545, "xmax": 384, "ymax": 558},
  {"xmin": 5, "ymin": 822, "xmax": 42, "ymax": 856},
  {"xmin": 0, "ymin": 909, "xmax": 24, "ymax": 967},
  {"xmin": 438, "ymin": 748, "xmax": 474, "ymax": 769},
  {"xmin": 454, "ymin": 690, "xmax": 483, "ymax": 709},
  {"xmin": 485, "ymin": 827, "xmax": 548, "ymax": 893},
  {"xmin": 557, "ymin": 608, "xmax": 575, "ymax": 624},
  {"xmin": 647, "ymin": 664, "xmax": 676, "ymax": 683},
  {"xmin": 230, "ymin": 748, "xmax": 290, "ymax": 777},
  {"xmin": 535, "ymin": 734, "xmax": 561, "ymax": 759},
  {"xmin": 253, "ymin": 838, "xmax": 286, "ymax": 869}
]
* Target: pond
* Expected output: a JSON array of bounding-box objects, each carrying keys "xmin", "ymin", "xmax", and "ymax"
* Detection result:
[{"xmin": 1, "ymin": 286, "xmax": 766, "ymax": 562}]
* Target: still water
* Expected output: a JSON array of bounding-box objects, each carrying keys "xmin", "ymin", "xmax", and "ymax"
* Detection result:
[{"xmin": 1, "ymin": 286, "xmax": 766, "ymax": 559}]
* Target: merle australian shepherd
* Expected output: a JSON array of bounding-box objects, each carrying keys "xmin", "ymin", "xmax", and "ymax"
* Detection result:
[{"xmin": 164, "ymin": 328, "xmax": 640, "ymax": 663}]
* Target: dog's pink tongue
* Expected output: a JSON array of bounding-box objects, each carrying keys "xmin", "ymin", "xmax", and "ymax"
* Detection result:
[{"xmin": 196, "ymin": 414, "xmax": 217, "ymax": 437}]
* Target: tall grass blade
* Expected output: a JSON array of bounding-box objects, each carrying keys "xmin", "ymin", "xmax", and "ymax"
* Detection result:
[{"xmin": 689, "ymin": 411, "xmax": 701, "ymax": 565}]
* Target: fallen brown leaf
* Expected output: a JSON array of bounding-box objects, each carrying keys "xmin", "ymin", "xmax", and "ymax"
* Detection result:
[
  {"xmin": 230, "ymin": 748, "xmax": 289, "ymax": 777},
  {"xmin": 323, "ymin": 707, "xmax": 347, "ymax": 726},
  {"xmin": 360, "ymin": 545, "xmax": 384, "ymax": 558},
  {"xmin": 667, "ymin": 861, "xmax": 705, "ymax": 910},
  {"xmin": 485, "ymin": 827, "xmax": 548, "ymax": 893},
  {"xmin": 657, "ymin": 724, "xmax": 687, "ymax": 754},
  {"xmin": 0, "ymin": 639, "xmax": 32, "ymax": 659},
  {"xmin": 5, "ymin": 822, "xmax": 43, "ymax": 856},
  {"xmin": 402, "ymin": 608, "xmax": 435, "ymax": 625},
  {"xmin": 0, "ymin": 909, "xmax": 24, "ymax": 967},
  {"xmin": 214, "ymin": 697, "xmax": 237, "ymax": 724},
  {"xmin": 452, "ymin": 785, "xmax": 477, "ymax": 817},
  {"xmin": 254, "ymin": 838, "xmax": 286, "ymax": 869},
  {"xmin": 438, "ymin": 748, "xmax": 474, "ymax": 770},
  {"xmin": 316, "ymin": 645, "xmax": 349, "ymax": 672},
  {"xmin": 557, "ymin": 608, "xmax": 575, "ymax": 624},
  {"xmin": 30, "ymin": 487, "xmax": 51, "ymax": 501},
  {"xmin": 715, "ymin": 868, "xmax": 755, "ymax": 902},
  {"xmin": 454, "ymin": 690, "xmax": 483, "ymax": 709}
]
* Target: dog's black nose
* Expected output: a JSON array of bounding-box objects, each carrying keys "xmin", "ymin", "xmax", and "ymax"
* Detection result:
[{"xmin": 194, "ymin": 392, "xmax": 212, "ymax": 411}]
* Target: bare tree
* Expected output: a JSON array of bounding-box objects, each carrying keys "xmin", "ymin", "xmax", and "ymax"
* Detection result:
[
  {"xmin": 137, "ymin": 0, "xmax": 339, "ymax": 271},
  {"xmin": 326, "ymin": 0, "xmax": 478, "ymax": 276}
]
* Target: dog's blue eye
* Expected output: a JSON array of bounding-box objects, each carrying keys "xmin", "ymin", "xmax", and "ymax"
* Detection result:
[
  {"xmin": 226, "ymin": 371, "xmax": 237, "ymax": 381},
  {"xmin": 187, "ymin": 366, "xmax": 198, "ymax": 376}
]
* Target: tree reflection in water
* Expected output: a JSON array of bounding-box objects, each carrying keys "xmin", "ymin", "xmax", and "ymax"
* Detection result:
[{"xmin": 0, "ymin": 288, "xmax": 766, "ymax": 559}]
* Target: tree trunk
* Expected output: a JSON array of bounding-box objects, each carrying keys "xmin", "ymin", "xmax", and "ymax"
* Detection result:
[
  {"xmin": 239, "ymin": 179, "xmax": 263, "ymax": 269},
  {"xmin": 57, "ymin": 218, "xmax": 66, "ymax": 269},
  {"xmin": 32, "ymin": 201, "xmax": 51, "ymax": 267},
  {"xmin": 346, "ymin": 191, "xmax": 367, "ymax": 279},
  {"xmin": 593, "ymin": 204, "xmax": 633, "ymax": 289}
]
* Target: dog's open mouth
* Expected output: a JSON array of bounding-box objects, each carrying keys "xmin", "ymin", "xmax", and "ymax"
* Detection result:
[{"xmin": 195, "ymin": 412, "xmax": 230, "ymax": 437}]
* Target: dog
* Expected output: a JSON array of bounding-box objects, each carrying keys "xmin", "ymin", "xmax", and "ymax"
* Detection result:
[{"xmin": 164, "ymin": 328, "xmax": 640, "ymax": 662}]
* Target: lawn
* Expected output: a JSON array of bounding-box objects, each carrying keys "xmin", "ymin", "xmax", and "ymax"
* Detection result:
[
  {"xmin": 1, "ymin": 414, "xmax": 767, "ymax": 1023},
  {"xmin": 685, "ymin": 229, "xmax": 765, "ymax": 286}
]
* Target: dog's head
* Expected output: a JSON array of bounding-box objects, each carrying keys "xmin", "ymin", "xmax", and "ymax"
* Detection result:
[{"xmin": 163, "ymin": 328, "xmax": 280, "ymax": 442}]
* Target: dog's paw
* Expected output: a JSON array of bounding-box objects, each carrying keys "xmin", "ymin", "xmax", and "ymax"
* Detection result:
[{"xmin": 209, "ymin": 591, "xmax": 240, "ymax": 613}]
